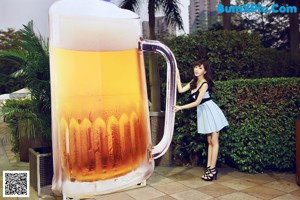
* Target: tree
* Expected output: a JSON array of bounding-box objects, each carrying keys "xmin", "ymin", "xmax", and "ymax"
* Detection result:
[
  {"xmin": 0, "ymin": 28, "xmax": 23, "ymax": 94},
  {"xmin": 119, "ymin": 0, "xmax": 184, "ymax": 111},
  {"xmin": 242, "ymin": 0, "xmax": 299, "ymax": 52},
  {"xmin": 0, "ymin": 28, "xmax": 22, "ymax": 51},
  {"xmin": 285, "ymin": 0, "xmax": 299, "ymax": 53},
  {"xmin": 222, "ymin": 0, "xmax": 231, "ymax": 30},
  {"xmin": 233, "ymin": 1, "xmax": 290, "ymax": 49}
]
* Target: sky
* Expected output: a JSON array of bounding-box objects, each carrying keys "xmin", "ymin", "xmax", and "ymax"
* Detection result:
[
  {"xmin": 0, "ymin": 0, "xmax": 57, "ymax": 37},
  {"xmin": 0, "ymin": 0, "xmax": 190, "ymax": 37}
]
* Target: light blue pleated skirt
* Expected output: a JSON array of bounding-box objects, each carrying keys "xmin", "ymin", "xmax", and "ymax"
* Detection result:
[{"xmin": 197, "ymin": 100, "xmax": 229, "ymax": 134}]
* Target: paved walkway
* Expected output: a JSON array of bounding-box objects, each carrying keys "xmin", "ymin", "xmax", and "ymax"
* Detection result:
[{"xmin": 1, "ymin": 126, "xmax": 300, "ymax": 200}]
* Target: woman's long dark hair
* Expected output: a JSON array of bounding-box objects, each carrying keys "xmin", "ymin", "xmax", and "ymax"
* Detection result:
[{"xmin": 190, "ymin": 59, "xmax": 214, "ymax": 92}]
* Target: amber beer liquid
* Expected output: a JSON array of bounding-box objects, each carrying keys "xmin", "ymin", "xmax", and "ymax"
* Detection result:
[{"xmin": 50, "ymin": 47, "xmax": 151, "ymax": 182}]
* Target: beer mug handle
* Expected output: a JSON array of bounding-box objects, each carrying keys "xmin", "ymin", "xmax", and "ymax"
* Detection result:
[{"xmin": 140, "ymin": 39, "xmax": 177, "ymax": 159}]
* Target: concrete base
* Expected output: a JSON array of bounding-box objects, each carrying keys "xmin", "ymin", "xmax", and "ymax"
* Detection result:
[{"xmin": 150, "ymin": 111, "xmax": 173, "ymax": 167}]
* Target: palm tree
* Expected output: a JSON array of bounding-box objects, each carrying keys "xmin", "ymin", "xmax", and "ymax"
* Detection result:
[
  {"xmin": 0, "ymin": 98, "xmax": 38, "ymax": 153},
  {"xmin": 0, "ymin": 21, "xmax": 51, "ymax": 139},
  {"xmin": 119, "ymin": 0, "xmax": 184, "ymax": 111}
]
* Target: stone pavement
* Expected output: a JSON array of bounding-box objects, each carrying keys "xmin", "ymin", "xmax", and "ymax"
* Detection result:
[{"xmin": 1, "ymin": 131, "xmax": 300, "ymax": 199}]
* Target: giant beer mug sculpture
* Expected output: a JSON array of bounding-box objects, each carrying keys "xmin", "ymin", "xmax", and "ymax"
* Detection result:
[{"xmin": 49, "ymin": 0, "xmax": 177, "ymax": 198}]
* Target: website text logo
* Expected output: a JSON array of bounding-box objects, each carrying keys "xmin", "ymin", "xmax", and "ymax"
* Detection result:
[{"xmin": 217, "ymin": 3, "xmax": 297, "ymax": 14}]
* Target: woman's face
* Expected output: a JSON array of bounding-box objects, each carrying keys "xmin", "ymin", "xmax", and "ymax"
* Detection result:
[{"xmin": 194, "ymin": 64, "xmax": 206, "ymax": 77}]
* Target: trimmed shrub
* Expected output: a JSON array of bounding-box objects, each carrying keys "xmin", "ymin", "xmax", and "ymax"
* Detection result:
[
  {"xmin": 173, "ymin": 78, "xmax": 300, "ymax": 173},
  {"xmin": 164, "ymin": 30, "xmax": 263, "ymax": 82}
]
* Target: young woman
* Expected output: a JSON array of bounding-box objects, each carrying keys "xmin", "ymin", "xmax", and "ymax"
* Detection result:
[{"xmin": 174, "ymin": 59, "xmax": 228, "ymax": 181}]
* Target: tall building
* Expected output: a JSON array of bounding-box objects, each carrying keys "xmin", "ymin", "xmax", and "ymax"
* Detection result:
[
  {"xmin": 189, "ymin": 0, "xmax": 220, "ymax": 33},
  {"xmin": 142, "ymin": 16, "xmax": 176, "ymax": 39}
]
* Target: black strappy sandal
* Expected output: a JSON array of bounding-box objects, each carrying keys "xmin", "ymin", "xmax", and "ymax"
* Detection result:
[
  {"xmin": 201, "ymin": 166, "xmax": 210, "ymax": 179},
  {"xmin": 202, "ymin": 168, "xmax": 218, "ymax": 181}
]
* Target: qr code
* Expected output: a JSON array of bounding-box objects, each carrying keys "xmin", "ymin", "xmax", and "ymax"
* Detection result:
[{"xmin": 3, "ymin": 170, "xmax": 29, "ymax": 197}]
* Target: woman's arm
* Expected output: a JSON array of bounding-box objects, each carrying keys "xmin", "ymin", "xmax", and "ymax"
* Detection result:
[
  {"xmin": 177, "ymin": 68, "xmax": 190, "ymax": 93},
  {"xmin": 175, "ymin": 83, "xmax": 208, "ymax": 112}
]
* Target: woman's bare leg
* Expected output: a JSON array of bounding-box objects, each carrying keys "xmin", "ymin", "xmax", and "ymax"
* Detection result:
[
  {"xmin": 206, "ymin": 134, "xmax": 212, "ymax": 167},
  {"xmin": 202, "ymin": 134, "xmax": 212, "ymax": 179},
  {"xmin": 210, "ymin": 132, "xmax": 219, "ymax": 168}
]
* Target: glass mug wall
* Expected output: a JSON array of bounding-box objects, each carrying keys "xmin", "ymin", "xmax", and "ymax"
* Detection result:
[{"xmin": 49, "ymin": 0, "xmax": 177, "ymax": 198}]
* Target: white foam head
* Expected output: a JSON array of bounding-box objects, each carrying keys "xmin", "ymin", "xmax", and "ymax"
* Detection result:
[{"xmin": 49, "ymin": 0, "xmax": 140, "ymax": 51}]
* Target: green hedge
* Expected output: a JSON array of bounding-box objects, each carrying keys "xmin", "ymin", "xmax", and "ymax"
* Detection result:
[
  {"xmin": 162, "ymin": 30, "xmax": 300, "ymax": 82},
  {"xmin": 164, "ymin": 30, "xmax": 263, "ymax": 81},
  {"xmin": 256, "ymin": 49, "xmax": 300, "ymax": 78},
  {"xmin": 173, "ymin": 78, "xmax": 300, "ymax": 173}
]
